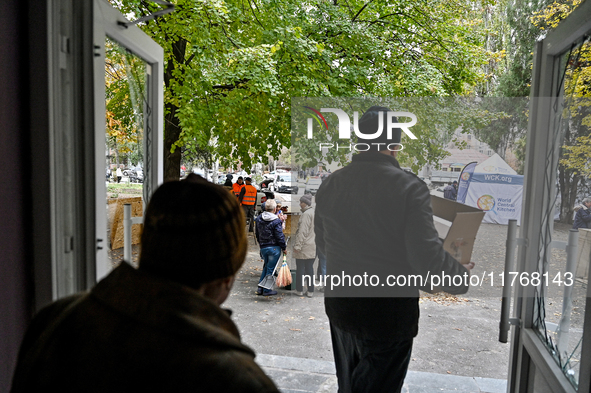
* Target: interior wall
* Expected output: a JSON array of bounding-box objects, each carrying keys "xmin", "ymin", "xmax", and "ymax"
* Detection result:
[{"xmin": 0, "ymin": 0, "xmax": 33, "ymax": 390}]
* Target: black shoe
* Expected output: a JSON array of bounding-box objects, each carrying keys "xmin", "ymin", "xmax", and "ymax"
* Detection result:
[
  {"xmin": 263, "ymin": 290, "xmax": 277, "ymax": 296},
  {"xmin": 256, "ymin": 287, "xmax": 263, "ymax": 295}
]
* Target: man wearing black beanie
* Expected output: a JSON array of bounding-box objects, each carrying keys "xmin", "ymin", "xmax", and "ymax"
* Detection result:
[
  {"xmin": 315, "ymin": 106, "xmax": 475, "ymax": 392},
  {"xmin": 11, "ymin": 174, "xmax": 279, "ymax": 392}
]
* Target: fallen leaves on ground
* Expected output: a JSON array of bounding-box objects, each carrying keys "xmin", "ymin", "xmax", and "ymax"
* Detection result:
[{"xmin": 419, "ymin": 293, "xmax": 469, "ymax": 305}]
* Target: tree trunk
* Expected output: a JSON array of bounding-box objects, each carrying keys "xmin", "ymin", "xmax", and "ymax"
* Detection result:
[
  {"xmin": 162, "ymin": 38, "xmax": 187, "ymax": 182},
  {"xmin": 164, "ymin": 103, "xmax": 181, "ymax": 182}
]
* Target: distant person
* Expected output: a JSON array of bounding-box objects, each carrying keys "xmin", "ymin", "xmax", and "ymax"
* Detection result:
[
  {"xmin": 239, "ymin": 177, "xmax": 257, "ymax": 233},
  {"xmin": 11, "ymin": 174, "xmax": 279, "ymax": 392},
  {"xmin": 293, "ymin": 194, "xmax": 316, "ymax": 297},
  {"xmin": 573, "ymin": 198, "xmax": 591, "ymax": 229},
  {"xmin": 224, "ymin": 175, "xmax": 233, "ymax": 187},
  {"xmin": 233, "ymin": 176, "xmax": 244, "ymax": 197},
  {"xmin": 116, "ymin": 166, "xmax": 123, "ymax": 183},
  {"xmin": 275, "ymin": 201, "xmax": 287, "ymax": 231},
  {"xmin": 255, "ymin": 199, "xmax": 287, "ymax": 296},
  {"xmin": 443, "ymin": 180, "xmax": 458, "ymax": 201},
  {"xmin": 315, "ymin": 106, "xmax": 474, "ymax": 392}
]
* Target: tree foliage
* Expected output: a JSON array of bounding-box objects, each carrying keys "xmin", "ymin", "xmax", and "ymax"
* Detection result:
[
  {"xmin": 470, "ymin": 0, "xmax": 553, "ymax": 168},
  {"xmin": 110, "ymin": 0, "xmax": 491, "ymax": 180},
  {"xmin": 529, "ymin": 0, "xmax": 589, "ymax": 222},
  {"xmin": 291, "ymin": 97, "xmax": 508, "ymax": 174},
  {"xmin": 105, "ymin": 38, "xmax": 146, "ymax": 165}
]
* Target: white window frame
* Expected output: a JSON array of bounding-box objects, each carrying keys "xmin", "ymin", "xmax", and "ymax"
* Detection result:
[
  {"xmin": 508, "ymin": 2, "xmax": 591, "ymax": 391},
  {"xmin": 93, "ymin": 0, "xmax": 164, "ymax": 281}
]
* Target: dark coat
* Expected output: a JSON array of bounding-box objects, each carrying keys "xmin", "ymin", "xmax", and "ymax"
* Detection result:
[
  {"xmin": 315, "ymin": 152, "xmax": 469, "ymax": 340},
  {"xmin": 255, "ymin": 213, "xmax": 286, "ymax": 250},
  {"xmin": 11, "ymin": 263, "xmax": 279, "ymax": 393},
  {"xmin": 573, "ymin": 206, "xmax": 591, "ymax": 229},
  {"xmin": 443, "ymin": 184, "xmax": 457, "ymax": 200}
]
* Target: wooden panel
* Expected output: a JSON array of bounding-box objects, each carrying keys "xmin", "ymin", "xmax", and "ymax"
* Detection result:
[{"xmin": 110, "ymin": 197, "xmax": 143, "ymax": 250}]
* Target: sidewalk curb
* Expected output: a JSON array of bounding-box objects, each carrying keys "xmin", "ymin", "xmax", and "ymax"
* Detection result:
[{"xmin": 256, "ymin": 354, "xmax": 507, "ymax": 393}]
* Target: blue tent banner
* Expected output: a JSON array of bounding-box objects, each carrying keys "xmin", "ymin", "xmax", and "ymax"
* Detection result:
[
  {"xmin": 471, "ymin": 173, "xmax": 524, "ymax": 186},
  {"xmin": 456, "ymin": 161, "xmax": 477, "ymax": 204}
]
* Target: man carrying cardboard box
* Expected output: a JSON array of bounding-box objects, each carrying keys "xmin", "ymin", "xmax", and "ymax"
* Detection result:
[{"xmin": 315, "ymin": 106, "xmax": 475, "ymax": 393}]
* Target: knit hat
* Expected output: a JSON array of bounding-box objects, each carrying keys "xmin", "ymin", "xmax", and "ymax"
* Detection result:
[
  {"xmin": 139, "ymin": 174, "xmax": 247, "ymax": 288},
  {"xmin": 300, "ymin": 194, "xmax": 313, "ymax": 206}
]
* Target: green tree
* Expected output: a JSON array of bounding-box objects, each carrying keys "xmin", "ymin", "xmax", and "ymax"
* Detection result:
[
  {"xmin": 105, "ymin": 38, "xmax": 146, "ymax": 167},
  {"xmin": 531, "ymin": 0, "xmax": 589, "ymax": 222},
  {"xmin": 470, "ymin": 0, "xmax": 553, "ymax": 168},
  {"xmin": 111, "ymin": 0, "xmax": 491, "ymax": 181}
]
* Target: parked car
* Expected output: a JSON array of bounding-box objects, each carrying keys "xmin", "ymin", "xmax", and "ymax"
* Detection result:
[
  {"xmin": 250, "ymin": 182, "xmax": 273, "ymax": 214},
  {"xmin": 128, "ymin": 166, "xmax": 143, "ymax": 183},
  {"xmin": 263, "ymin": 169, "xmax": 288, "ymax": 180},
  {"xmin": 305, "ymin": 177, "xmax": 322, "ymax": 195},
  {"xmin": 261, "ymin": 178, "xmax": 274, "ymax": 189},
  {"xmin": 275, "ymin": 173, "xmax": 298, "ymax": 194}
]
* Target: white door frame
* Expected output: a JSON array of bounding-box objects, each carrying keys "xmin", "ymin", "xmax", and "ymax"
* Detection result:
[
  {"xmin": 509, "ymin": 2, "xmax": 591, "ymax": 391},
  {"xmin": 93, "ymin": 0, "xmax": 163, "ymax": 281}
]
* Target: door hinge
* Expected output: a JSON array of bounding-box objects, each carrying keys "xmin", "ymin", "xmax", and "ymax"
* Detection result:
[{"xmin": 509, "ymin": 318, "xmax": 521, "ymax": 328}]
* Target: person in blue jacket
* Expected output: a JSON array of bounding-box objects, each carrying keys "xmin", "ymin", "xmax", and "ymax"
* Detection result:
[
  {"xmin": 255, "ymin": 198, "xmax": 287, "ymax": 296},
  {"xmin": 573, "ymin": 198, "xmax": 591, "ymax": 229}
]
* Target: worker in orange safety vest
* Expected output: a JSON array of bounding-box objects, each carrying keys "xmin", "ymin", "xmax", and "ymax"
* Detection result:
[
  {"xmin": 239, "ymin": 177, "xmax": 257, "ymax": 232},
  {"xmin": 232, "ymin": 176, "xmax": 245, "ymax": 197}
]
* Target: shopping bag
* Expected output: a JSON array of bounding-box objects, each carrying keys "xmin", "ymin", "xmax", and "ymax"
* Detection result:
[{"xmin": 276, "ymin": 256, "xmax": 292, "ymax": 288}]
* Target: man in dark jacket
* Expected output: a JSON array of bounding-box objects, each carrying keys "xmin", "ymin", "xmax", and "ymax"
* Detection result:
[
  {"xmin": 11, "ymin": 175, "xmax": 279, "ymax": 393},
  {"xmin": 314, "ymin": 107, "xmax": 474, "ymax": 393},
  {"xmin": 255, "ymin": 199, "xmax": 287, "ymax": 296},
  {"xmin": 443, "ymin": 180, "xmax": 458, "ymax": 200},
  {"xmin": 573, "ymin": 198, "xmax": 591, "ymax": 229}
]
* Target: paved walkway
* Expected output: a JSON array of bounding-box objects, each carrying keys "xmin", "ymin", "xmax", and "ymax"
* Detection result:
[{"xmin": 257, "ymin": 354, "xmax": 507, "ymax": 393}]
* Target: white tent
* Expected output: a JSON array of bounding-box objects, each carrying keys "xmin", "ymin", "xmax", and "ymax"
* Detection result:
[{"xmin": 463, "ymin": 154, "xmax": 523, "ymax": 225}]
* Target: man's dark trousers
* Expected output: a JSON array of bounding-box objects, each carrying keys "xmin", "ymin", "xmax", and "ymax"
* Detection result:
[
  {"xmin": 243, "ymin": 205, "xmax": 255, "ymax": 232},
  {"xmin": 330, "ymin": 322, "xmax": 413, "ymax": 393}
]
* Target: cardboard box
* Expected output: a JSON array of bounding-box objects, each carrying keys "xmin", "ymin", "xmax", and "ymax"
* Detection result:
[
  {"xmin": 110, "ymin": 197, "xmax": 143, "ymax": 250},
  {"xmin": 431, "ymin": 195, "xmax": 485, "ymax": 264}
]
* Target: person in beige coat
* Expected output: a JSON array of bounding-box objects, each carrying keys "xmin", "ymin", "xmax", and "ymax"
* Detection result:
[{"xmin": 293, "ymin": 194, "xmax": 316, "ymax": 297}]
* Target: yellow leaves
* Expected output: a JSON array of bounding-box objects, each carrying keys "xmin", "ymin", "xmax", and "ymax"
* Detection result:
[
  {"xmin": 530, "ymin": 0, "xmax": 584, "ymax": 30},
  {"xmin": 271, "ymin": 41, "xmax": 283, "ymax": 54}
]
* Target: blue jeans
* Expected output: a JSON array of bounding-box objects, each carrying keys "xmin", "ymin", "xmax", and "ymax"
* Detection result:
[
  {"xmin": 259, "ymin": 246, "xmax": 281, "ymax": 286},
  {"xmin": 330, "ymin": 322, "xmax": 413, "ymax": 393}
]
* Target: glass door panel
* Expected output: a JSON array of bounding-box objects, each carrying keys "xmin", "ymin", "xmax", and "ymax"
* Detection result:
[
  {"xmin": 531, "ymin": 35, "xmax": 591, "ymax": 390},
  {"xmin": 104, "ymin": 37, "xmax": 148, "ymax": 270},
  {"xmin": 93, "ymin": 0, "xmax": 163, "ymax": 282}
]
